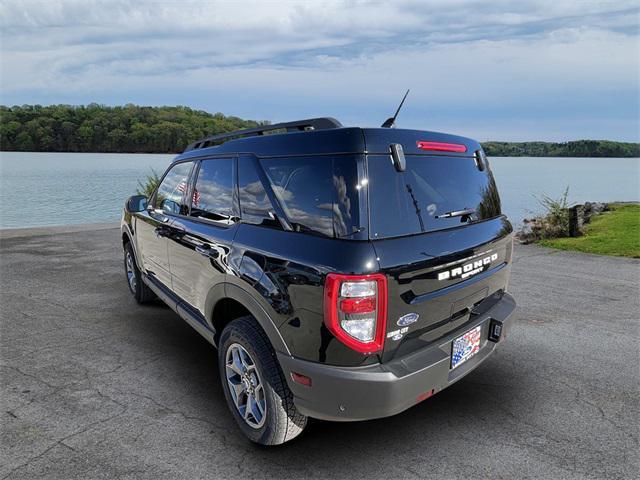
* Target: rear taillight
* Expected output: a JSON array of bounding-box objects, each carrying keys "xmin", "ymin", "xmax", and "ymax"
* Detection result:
[
  {"xmin": 323, "ymin": 273, "xmax": 387, "ymax": 354},
  {"xmin": 416, "ymin": 141, "xmax": 467, "ymax": 153}
]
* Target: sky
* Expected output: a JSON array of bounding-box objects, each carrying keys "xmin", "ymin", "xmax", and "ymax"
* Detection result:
[{"xmin": 1, "ymin": 0, "xmax": 639, "ymax": 141}]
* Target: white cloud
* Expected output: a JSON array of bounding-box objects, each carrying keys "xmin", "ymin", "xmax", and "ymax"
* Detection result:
[{"xmin": 0, "ymin": 0, "xmax": 638, "ymax": 140}]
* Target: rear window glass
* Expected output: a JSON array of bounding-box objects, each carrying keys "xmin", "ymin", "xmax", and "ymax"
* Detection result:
[
  {"xmin": 260, "ymin": 156, "xmax": 362, "ymax": 238},
  {"xmin": 368, "ymin": 154, "xmax": 501, "ymax": 238}
]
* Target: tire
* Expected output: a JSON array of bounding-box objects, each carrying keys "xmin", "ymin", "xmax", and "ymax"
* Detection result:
[
  {"xmin": 123, "ymin": 242, "xmax": 155, "ymax": 304},
  {"xmin": 218, "ymin": 316, "xmax": 307, "ymax": 445}
]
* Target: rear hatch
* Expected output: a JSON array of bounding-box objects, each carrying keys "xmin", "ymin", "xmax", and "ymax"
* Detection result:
[{"xmin": 363, "ymin": 129, "xmax": 513, "ymax": 362}]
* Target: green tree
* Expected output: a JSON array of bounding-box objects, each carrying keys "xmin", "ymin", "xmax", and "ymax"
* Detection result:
[
  {"xmin": 14, "ymin": 131, "xmax": 34, "ymax": 151},
  {"xmin": 0, "ymin": 104, "xmax": 264, "ymax": 153},
  {"xmin": 482, "ymin": 140, "xmax": 639, "ymax": 157}
]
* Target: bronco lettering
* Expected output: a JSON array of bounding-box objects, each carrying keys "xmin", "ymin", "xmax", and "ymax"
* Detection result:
[{"xmin": 437, "ymin": 253, "xmax": 499, "ymax": 281}]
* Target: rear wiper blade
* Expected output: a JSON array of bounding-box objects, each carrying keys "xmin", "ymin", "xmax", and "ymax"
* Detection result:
[
  {"xmin": 435, "ymin": 208, "xmax": 477, "ymax": 219},
  {"xmin": 337, "ymin": 226, "xmax": 366, "ymax": 238},
  {"xmin": 290, "ymin": 222, "xmax": 331, "ymax": 238}
]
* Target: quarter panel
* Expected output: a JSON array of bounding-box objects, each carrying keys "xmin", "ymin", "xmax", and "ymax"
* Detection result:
[{"xmin": 233, "ymin": 223, "xmax": 381, "ymax": 366}]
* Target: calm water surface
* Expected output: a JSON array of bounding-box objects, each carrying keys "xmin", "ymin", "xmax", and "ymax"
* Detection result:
[{"xmin": 0, "ymin": 152, "xmax": 638, "ymax": 229}]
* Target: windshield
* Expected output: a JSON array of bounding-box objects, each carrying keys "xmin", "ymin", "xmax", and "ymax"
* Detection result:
[{"xmin": 367, "ymin": 154, "xmax": 502, "ymax": 238}]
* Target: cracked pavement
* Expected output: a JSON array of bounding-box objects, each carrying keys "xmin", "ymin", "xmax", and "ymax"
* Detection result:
[{"xmin": 1, "ymin": 226, "xmax": 638, "ymax": 479}]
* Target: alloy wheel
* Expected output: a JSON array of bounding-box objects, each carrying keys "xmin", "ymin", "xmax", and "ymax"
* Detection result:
[
  {"xmin": 225, "ymin": 343, "xmax": 267, "ymax": 429},
  {"xmin": 125, "ymin": 250, "xmax": 137, "ymax": 292}
]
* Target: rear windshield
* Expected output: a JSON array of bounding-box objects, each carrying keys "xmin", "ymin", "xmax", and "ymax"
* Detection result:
[
  {"xmin": 260, "ymin": 155, "xmax": 363, "ymax": 238},
  {"xmin": 367, "ymin": 154, "xmax": 502, "ymax": 238}
]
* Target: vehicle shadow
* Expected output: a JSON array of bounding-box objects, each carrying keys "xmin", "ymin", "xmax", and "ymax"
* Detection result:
[{"xmin": 127, "ymin": 302, "xmax": 520, "ymax": 477}]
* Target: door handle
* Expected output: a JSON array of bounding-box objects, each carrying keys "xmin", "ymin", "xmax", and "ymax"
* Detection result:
[
  {"xmin": 154, "ymin": 226, "xmax": 170, "ymax": 237},
  {"xmin": 195, "ymin": 244, "xmax": 220, "ymax": 259},
  {"xmin": 155, "ymin": 225, "xmax": 184, "ymax": 238}
]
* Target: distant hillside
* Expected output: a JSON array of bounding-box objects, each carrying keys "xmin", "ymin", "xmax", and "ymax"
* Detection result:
[
  {"xmin": 1, "ymin": 104, "xmax": 638, "ymax": 157},
  {"xmin": 482, "ymin": 140, "xmax": 639, "ymax": 158},
  {"xmin": 0, "ymin": 104, "xmax": 265, "ymax": 153}
]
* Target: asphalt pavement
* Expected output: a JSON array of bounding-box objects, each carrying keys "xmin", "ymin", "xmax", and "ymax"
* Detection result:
[{"xmin": 1, "ymin": 226, "xmax": 638, "ymax": 479}]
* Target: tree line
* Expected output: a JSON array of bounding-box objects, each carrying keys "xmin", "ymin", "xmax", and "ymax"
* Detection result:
[
  {"xmin": 1, "ymin": 104, "xmax": 638, "ymax": 157},
  {"xmin": 482, "ymin": 140, "xmax": 639, "ymax": 158},
  {"xmin": 0, "ymin": 104, "xmax": 264, "ymax": 153}
]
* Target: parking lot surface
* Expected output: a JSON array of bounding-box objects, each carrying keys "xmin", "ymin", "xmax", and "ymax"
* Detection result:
[{"xmin": 1, "ymin": 226, "xmax": 638, "ymax": 479}]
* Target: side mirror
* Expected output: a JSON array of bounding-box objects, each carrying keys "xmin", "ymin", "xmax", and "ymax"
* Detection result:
[{"xmin": 126, "ymin": 195, "xmax": 147, "ymax": 213}]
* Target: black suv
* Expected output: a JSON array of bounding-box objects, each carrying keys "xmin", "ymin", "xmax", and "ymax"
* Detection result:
[{"xmin": 121, "ymin": 118, "xmax": 516, "ymax": 445}]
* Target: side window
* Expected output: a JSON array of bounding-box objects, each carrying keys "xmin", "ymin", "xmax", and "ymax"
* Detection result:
[
  {"xmin": 261, "ymin": 157, "xmax": 334, "ymax": 236},
  {"xmin": 238, "ymin": 159, "xmax": 274, "ymax": 226},
  {"xmin": 190, "ymin": 158, "xmax": 235, "ymax": 223},
  {"xmin": 260, "ymin": 156, "xmax": 361, "ymax": 237},
  {"xmin": 154, "ymin": 161, "xmax": 192, "ymax": 215}
]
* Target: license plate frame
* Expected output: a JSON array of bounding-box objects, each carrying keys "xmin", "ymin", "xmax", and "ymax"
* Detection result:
[{"xmin": 451, "ymin": 325, "xmax": 482, "ymax": 369}]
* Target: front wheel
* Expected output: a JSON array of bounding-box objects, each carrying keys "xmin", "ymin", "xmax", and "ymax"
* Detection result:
[
  {"xmin": 123, "ymin": 242, "xmax": 155, "ymax": 304},
  {"xmin": 218, "ymin": 316, "xmax": 307, "ymax": 445}
]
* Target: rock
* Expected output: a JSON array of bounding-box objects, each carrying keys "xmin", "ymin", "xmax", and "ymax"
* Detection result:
[
  {"xmin": 582, "ymin": 202, "xmax": 608, "ymax": 224},
  {"xmin": 518, "ymin": 202, "xmax": 610, "ymax": 240}
]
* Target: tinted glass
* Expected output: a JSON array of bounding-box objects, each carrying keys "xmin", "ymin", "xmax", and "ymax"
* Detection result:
[
  {"xmin": 155, "ymin": 161, "xmax": 192, "ymax": 215},
  {"xmin": 368, "ymin": 154, "xmax": 502, "ymax": 238},
  {"xmin": 238, "ymin": 159, "xmax": 274, "ymax": 225},
  {"xmin": 260, "ymin": 156, "xmax": 362, "ymax": 237},
  {"xmin": 190, "ymin": 158, "xmax": 235, "ymax": 222}
]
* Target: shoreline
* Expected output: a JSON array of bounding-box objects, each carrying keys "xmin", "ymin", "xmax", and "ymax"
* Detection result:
[{"xmin": 2, "ymin": 202, "xmax": 638, "ymax": 239}]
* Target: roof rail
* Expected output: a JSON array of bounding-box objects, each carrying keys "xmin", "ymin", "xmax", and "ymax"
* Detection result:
[{"xmin": 185, "ymin": 117, "xmax": 343, "ymax": 151}]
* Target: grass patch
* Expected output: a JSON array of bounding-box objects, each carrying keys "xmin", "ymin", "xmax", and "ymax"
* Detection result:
[{"xmin": 538, "ymin": 204, "xmax": 640, "ymax": 258}]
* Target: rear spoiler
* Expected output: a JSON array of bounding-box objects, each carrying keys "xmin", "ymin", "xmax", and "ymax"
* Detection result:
[{"xmin": 363, "ymin": 128, "xmax": 481, "ymax": 157}]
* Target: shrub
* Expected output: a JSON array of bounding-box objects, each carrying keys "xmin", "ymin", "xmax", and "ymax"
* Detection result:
[
  {"xmin": 136, "ymin": 168, "xmax": 161, "ymax": 198},
  {"xmin": 533, "ymin": 186, "xmax": 573, "ymax": 237},
  {"xmin": 518, "ymin": 186, "xmax": 575, "ymax": 242}
]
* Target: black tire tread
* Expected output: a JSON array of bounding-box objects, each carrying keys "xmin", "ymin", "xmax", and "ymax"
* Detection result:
[{"xmin": 220, "ymin": 316, "xmax": 307, "ymax": 445}]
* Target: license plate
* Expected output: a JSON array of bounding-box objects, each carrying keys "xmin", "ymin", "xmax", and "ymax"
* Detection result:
[{"xmin": 451, "ymin": 325, "xmax": 482, "ymax": 369}]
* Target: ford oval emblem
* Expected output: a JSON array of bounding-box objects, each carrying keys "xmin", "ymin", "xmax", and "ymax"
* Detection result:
[{"xmin": 397, "ymin": 313, "xmax": 419, "ymax": 327}]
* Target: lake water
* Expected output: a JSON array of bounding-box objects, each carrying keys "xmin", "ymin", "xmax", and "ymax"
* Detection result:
[{"xmin": 0, "ymin": 152, "xmax": 638, "ymax": 229}]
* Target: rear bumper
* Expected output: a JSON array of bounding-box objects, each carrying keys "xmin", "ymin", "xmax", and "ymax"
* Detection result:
[{"xmin": 277, "ymin": 292, "xmax": 516, "ymax": 422}]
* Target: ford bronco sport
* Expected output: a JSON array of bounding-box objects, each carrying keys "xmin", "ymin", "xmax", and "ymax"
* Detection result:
[{"xmin": 121, "ymin": 117, "xmax": 516, "ymax": 445}]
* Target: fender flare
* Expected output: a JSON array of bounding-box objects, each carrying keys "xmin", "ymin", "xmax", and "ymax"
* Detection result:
[
  {"xmin": 121, "ymin": 220, "xmax": 147, "ymax": 273},
  {"xmin": 121, "ymin": 224, "xmax": 141, "ymax": 267},
  {"xmin": 121, "ymin": 225, "xmax": 133, "ymax": 247},
  {"xmin": 205, "ymin": 281, "xmax": 291, "ymax": 356}
]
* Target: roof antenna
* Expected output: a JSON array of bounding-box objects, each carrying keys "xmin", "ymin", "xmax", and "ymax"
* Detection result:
[{"xmin": 381, "ymin": 89, "xmax": 410, "ymax": 128}]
